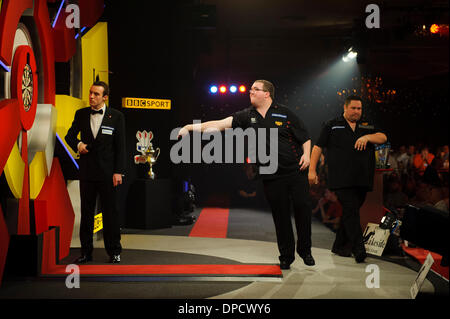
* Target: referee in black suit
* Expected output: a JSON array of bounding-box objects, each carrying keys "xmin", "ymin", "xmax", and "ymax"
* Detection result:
[{"xmin": 65, "ymin": 81, "xmax": 126, "ymax": 263}]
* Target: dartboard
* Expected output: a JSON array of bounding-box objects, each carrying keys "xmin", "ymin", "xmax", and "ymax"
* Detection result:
[{"xmin": 21, "ymin": 63, "xmax": 33, "ymax": 112}]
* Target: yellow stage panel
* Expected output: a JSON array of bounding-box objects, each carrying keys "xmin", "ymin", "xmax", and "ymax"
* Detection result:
[
  {"xmin": 4, "ymin": 144, "xmax": 25, "ymax": 199},
  {"xmin": 81, "ymin": 22, "xmax": 109, "ymax": 104},
  {"xmin": 29, "ymin": 151, "xmax": 47, "ymax": 199},
  {"xmin": 55, "ymin": 95, "xmax": 86, "ymax": 159}
]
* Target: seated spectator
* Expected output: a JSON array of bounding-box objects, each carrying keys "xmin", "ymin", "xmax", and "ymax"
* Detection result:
[
  {"xmin": 309, "ymin": 183, "xmax": 326, "ymax": 209},
  {"xmin": 396, "ymin": 145, "xmax": 410, "ymax": 174},
  {"xmin": 410, "ymin": 181, "xmax": 433, "ymax": 206},
  {"xmin": 407, "ymin": 144, "xmax": 416, "ymax": 169},
  {"xmin": 436, "ymin": 145, "xmax": 449, "ymax": 170},
  {"xmin": 384, "ymin": 175, "xmax": 408, "ymax": 209},
  {"xmin": 423, "ymin": 158, "xmax": 443, "ymax": 187},
  {"xmin": 410, "ymin": 180, "xmax": 440, "ymax": 206},
  {"xmin": 312, "ymin": 189, "xmax": 342, "ymax": 232},
  {"xmin": 232, "ymin": 163, "xmax": 260, "ymax": 208},
  {"xmin": 442, "ymin": 145, "xmax": 449, "ymax": 162},
  {"xmin": 388, "ymin": 149, "xmax": 398, "ymax": 171},
  {"xmin": 413, "ymin": 147, "xmax": 435, "ymax": 175},
  {"xmin": 403, "ymin": 175, "xmax": 417, "ymax": 199}
]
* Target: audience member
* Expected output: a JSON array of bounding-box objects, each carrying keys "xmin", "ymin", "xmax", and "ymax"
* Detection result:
[
  {"xmin": 396, "ymin": 145, "xmax": 410, "ymax": 174},
  {"xmin": 407, "ymin": 145, "xmax": 416, "ymax": 171},
  {"xmin": 312, "ymin": 189, "xmax": 342, "ymax": 232},
  {"xmin": 413, "ymin": 147, "xmax": 435, "ymax": 175},
  {"xmin": 423, "ymin": 158, "xmax": 443, "ymax": 187},
  {"xmin": 388, "ymin": 149, "xmax": 398, "ymax": 171},
  {"xmin": 384, "ymin": 174, "xmax": 408, "ymax": 209},
  {"xmin": 436, "ymin": 145, "xmax": 449, "ymax": 170},
  {"xmin": 403, "ymin": 174, "xmax": 417, "ymax": 199},
  {"xmin": 442, "ymin": 145, "xmax": 449, "ymax": 162},
  {"xmin": 232, "ymin": 163, "xmax": 260, "ymax": 208}
]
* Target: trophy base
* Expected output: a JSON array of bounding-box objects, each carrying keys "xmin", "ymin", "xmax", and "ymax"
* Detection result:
[{"xmin": 147, "ymin": 169, "xmax": 155, "ymax": 180}]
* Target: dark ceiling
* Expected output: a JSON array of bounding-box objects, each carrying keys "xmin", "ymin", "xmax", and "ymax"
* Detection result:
[{"xmin": 185, "ymin": 0, "xmax": 449, "ymax": 82}]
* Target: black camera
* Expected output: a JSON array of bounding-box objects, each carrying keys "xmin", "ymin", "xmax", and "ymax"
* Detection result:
[
  {"xmin": 379, "ymin": 205, "xmax": 448, "ymax": 266},
  {"xmin": 380, "ymin": 208, "xmax": 401, "ymax": 233}
]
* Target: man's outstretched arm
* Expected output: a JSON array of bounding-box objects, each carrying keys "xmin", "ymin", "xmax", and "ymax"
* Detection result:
[{"xmin": 177, "ymin": 116, "xmax": 233, "ymax": 138}]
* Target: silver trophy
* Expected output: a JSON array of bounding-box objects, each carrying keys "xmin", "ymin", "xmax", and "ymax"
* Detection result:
[{"xmin": 134, "ymin": 130, "xmax": 160, "ymax": 179}]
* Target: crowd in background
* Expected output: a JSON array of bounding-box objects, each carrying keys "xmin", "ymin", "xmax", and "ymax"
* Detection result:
[
  {"xmin": 310, "ymin": 144, "xmax": 449, "ymax": 232},
  {"xmin": 384, "ymin": 144, "xmax": 449, "ymax": 210}
]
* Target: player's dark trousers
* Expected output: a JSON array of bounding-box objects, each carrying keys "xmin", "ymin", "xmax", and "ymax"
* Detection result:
[
  {"xmin": 79, "ymin": 180, "xmax": 122, "ymax": 257},
  {"xmin": 333, "ymin": 188, "xmax": 367, "ymax": 255},
  {"xmin": 263, "ymin": 172, "xmax": 312, "ymax": 263}
]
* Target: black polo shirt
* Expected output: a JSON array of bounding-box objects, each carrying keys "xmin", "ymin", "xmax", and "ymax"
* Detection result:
[
  {"xmin": 316, "ymin": 115, "xmax": 386, "ymax": 191},
  {"xmin": 232, "ymin": 103, "xmax": 310, "ymax": 179}
]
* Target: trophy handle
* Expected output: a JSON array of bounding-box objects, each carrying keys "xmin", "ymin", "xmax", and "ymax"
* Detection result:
[{"xmin": 155, "ymin": 148, "xmax": 160, "ymax": 160}]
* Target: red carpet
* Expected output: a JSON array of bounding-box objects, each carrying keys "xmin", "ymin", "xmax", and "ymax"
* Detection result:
[
  {"xmin": 40, "ymin": 221, "xmax": 282, "ymax": 278},
  {"xmin": 189, "ymin": 207, "xmax": 229, "ymax": 238},
  {"xmin": 41, "ymin": 264, "xmax": 282, "ymax": 276},
  {"xmin": 402, "ymin": 244, "xmax": 449, "ymax": 280}
]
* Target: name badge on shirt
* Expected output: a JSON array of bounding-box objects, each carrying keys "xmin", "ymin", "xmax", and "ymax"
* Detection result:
[
  {"xmin": 358, "ymin": 123, "xmax": 374, "ymax": 129},
  {"xmin": 101, "ymin": 125, "xmax": 114, "ymax": 135},
  {"xmin": 331, "ymin": 126, "xmax": 345, "ymax": 130},
  {"xmin": 272, "ymin": 113, "xmax": 287, "ymax": 119}
]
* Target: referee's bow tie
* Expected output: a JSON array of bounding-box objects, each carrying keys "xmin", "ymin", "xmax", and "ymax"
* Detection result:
[{"xmin": 91, "ymin": 109, "xmax": 103, "ymax": 115}]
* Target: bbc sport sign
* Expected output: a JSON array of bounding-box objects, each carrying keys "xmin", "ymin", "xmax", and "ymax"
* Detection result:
[{"xmin": 122, "ymin": 97, "xmax": 171, "ymax": 110}]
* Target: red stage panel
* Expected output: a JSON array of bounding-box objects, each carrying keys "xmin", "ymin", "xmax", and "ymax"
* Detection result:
[
  {"xmin": 52, "ymin": 10, "xmax": 76, "ymax": 62},
  {"xmin": 0, "ymin": 206, "xmax": 10, "ymax": 286},
  {"xmin": 35, "ymin": 159, "xmax": 75, "ymax": 259},
  {"xmin": 0, "ymin": 99, "xmax": 21, "ymax": 172},
  {"xmin": 0, "ymin": 0, "xmax": 33, "ymax": 65},
  {"xmin": 33, "ymin": 0, "xmax": 56, "ymax": 105},
  {"xmin": 79, "ymin": 0, "xmax": 104, "ymax": 28}
]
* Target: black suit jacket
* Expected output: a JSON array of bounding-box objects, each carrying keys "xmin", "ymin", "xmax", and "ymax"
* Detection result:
[{"xmin": 65, "ymin": 106, "xmax": 126, "ymax": 181}]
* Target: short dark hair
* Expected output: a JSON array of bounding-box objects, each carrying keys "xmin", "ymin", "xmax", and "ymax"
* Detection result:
[
  {"xmin": 344, "ymin": 95, "xmax": 362, "ymax": 106},
  {"xmin": 255, "ymin": 79, "xmax": 275, "ymax": 99},
  {"xmin": 92, "ymin": 81, "xmax": 109, "ymax": 96}
]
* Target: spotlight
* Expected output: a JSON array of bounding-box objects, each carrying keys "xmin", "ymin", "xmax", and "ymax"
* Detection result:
[
  {"xmin": 210, "ymin": 85, "xmax": 218, "ymax": 94},
  {"xmin": 239, "ymin": 85, "xmax": 247, "ymax": 93},
  {"xmin": 430, "ymin": 24, "xmax": 439, "ymax": 34},
  {"xmin": 229, "ymin": 85, "xmax": 237, "ymax": 93},
  {"xmin": 342, "ymin": 47, "xmax": 358, "ymax": 62},
  {"xmin": 219, "ymin": 85, "xmax": 227, "ymax": 93}
]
